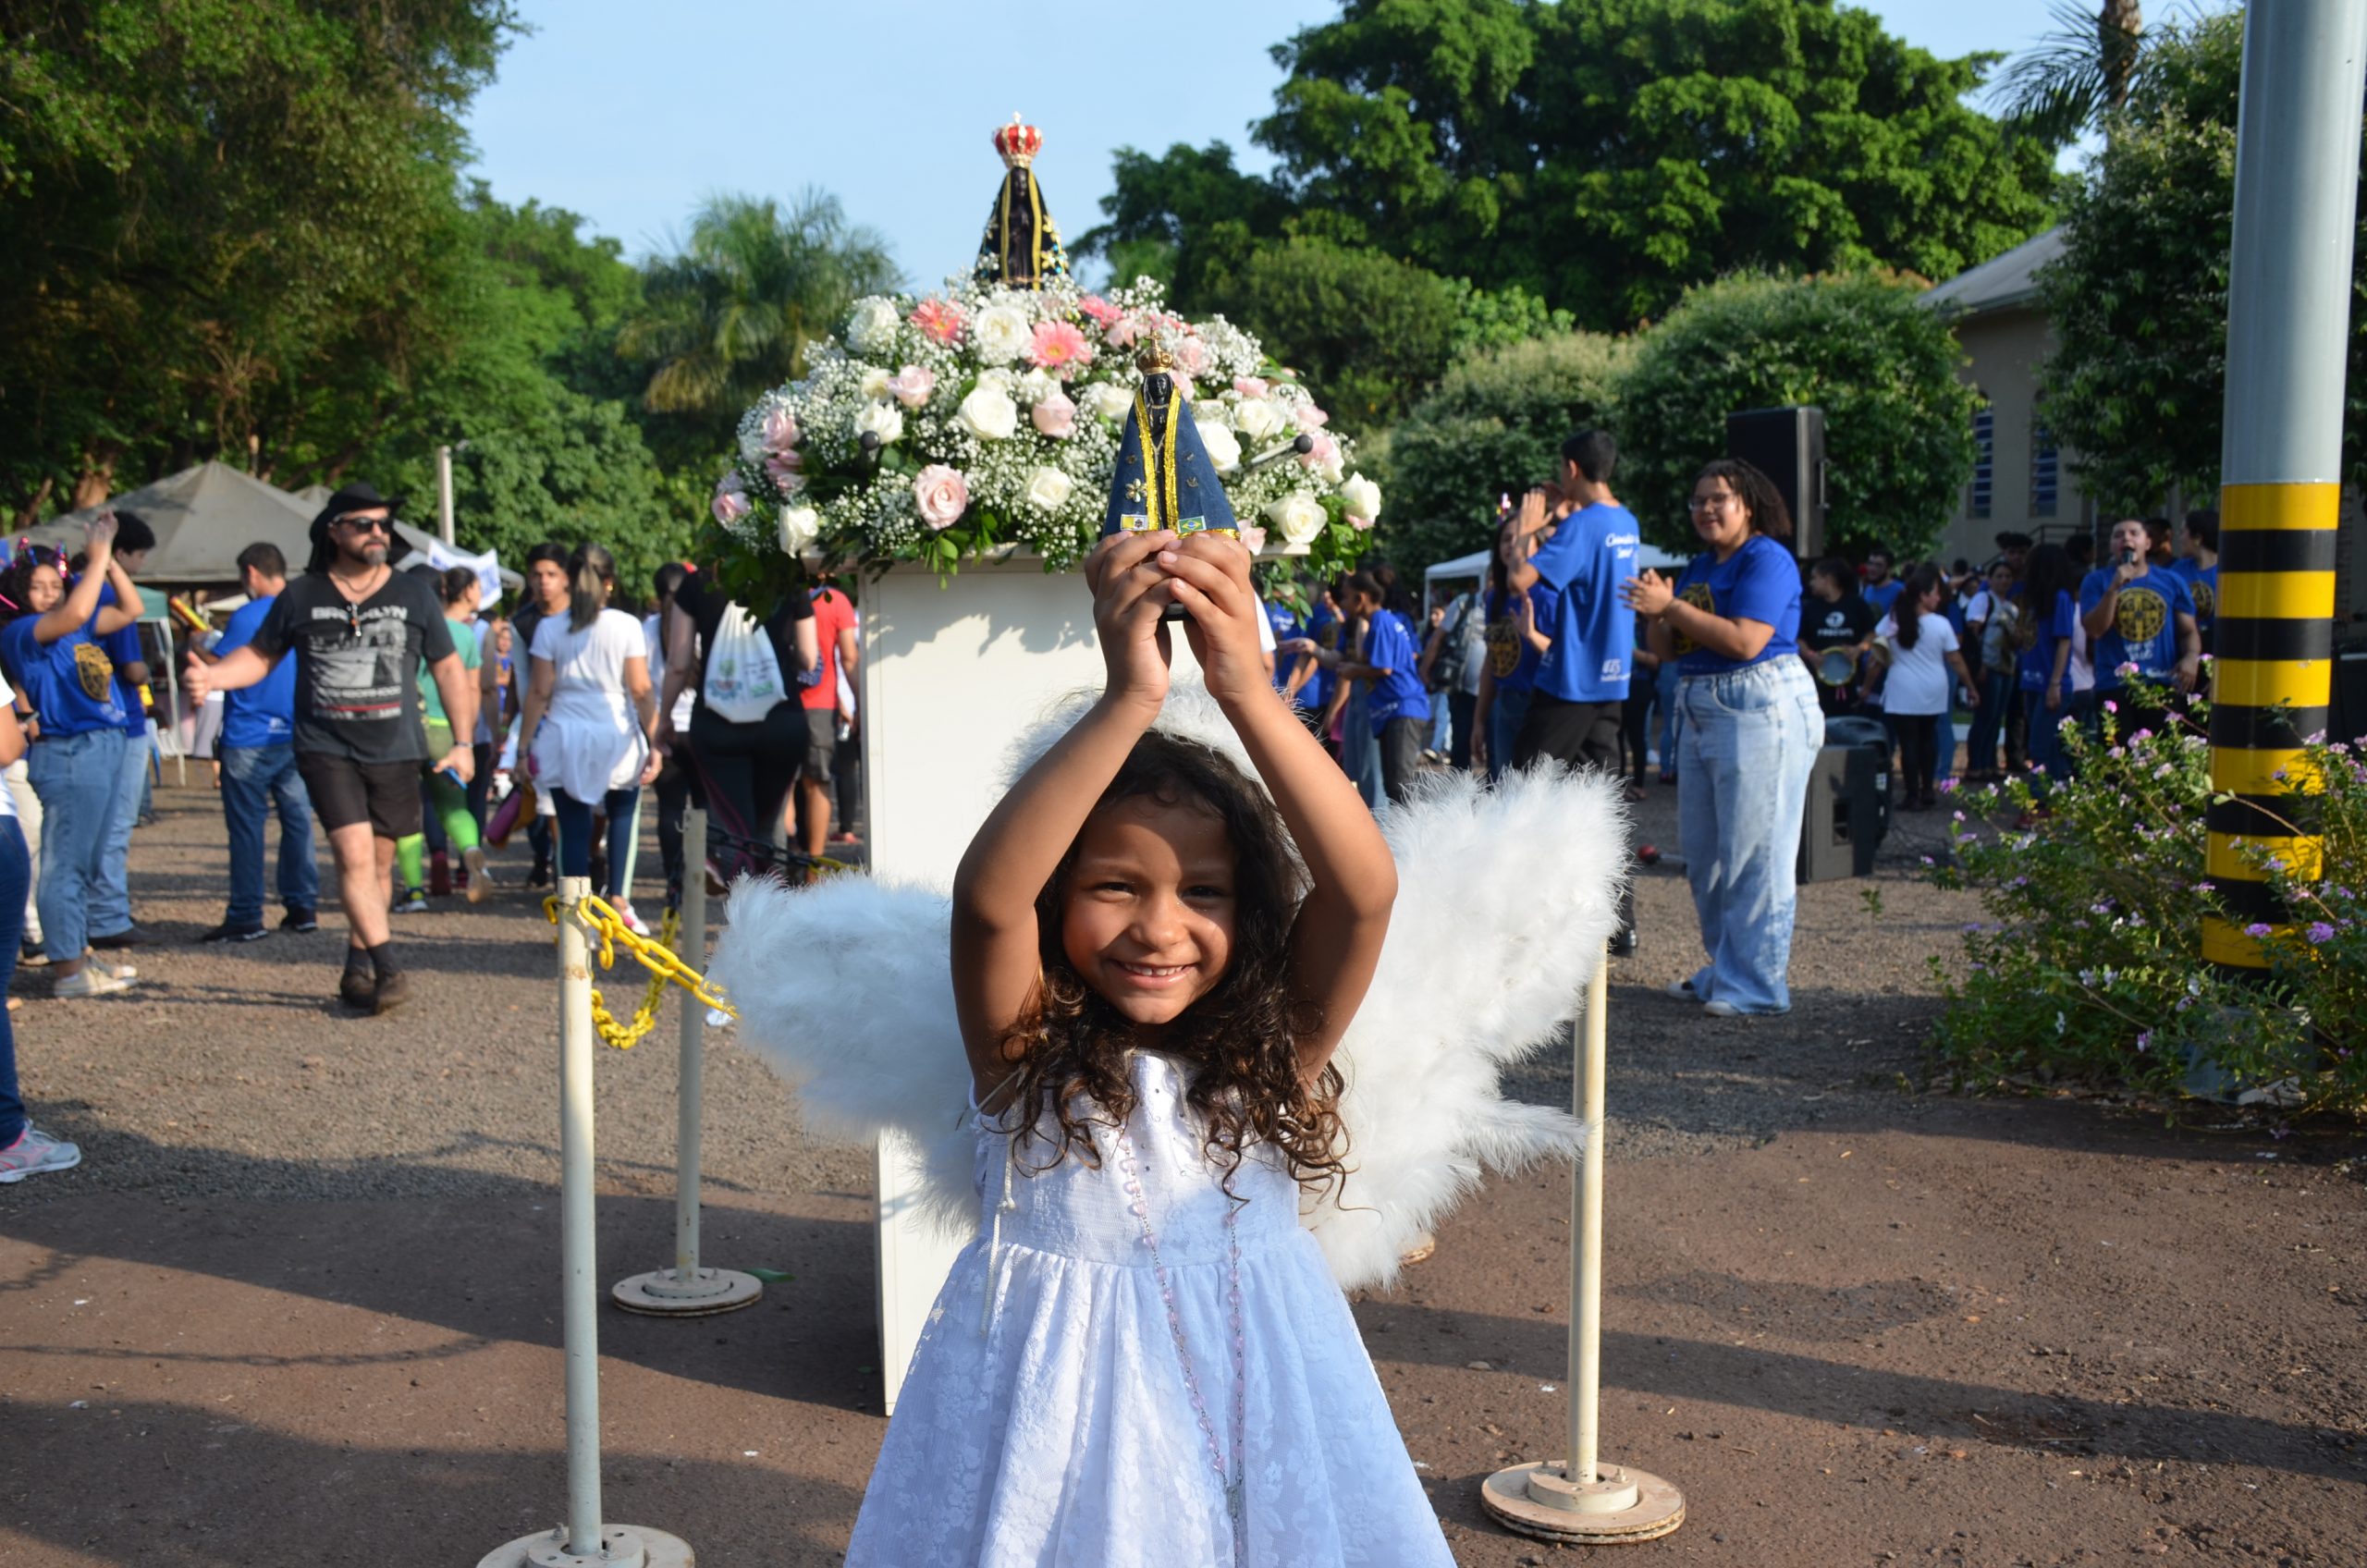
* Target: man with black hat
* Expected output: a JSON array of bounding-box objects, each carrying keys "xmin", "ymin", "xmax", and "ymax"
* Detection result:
[{"xmin": 184, "ymin": 484, "xmax": 475, "ymax": 1013}]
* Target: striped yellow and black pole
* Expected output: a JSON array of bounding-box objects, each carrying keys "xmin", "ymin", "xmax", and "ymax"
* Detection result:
[{"xmin": 2202, "ymin": 1, "xmax": 2367, "ymax": 971}]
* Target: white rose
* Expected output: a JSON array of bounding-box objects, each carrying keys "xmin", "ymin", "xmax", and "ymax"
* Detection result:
[
  {"xmin": 1197, "ymin": 423, "xmax": 1242, "ymax": 474},
  {"xmin": 1193, "ymin": 399, "xmax": 1230, "ymax": 430},
  {"xmin": 1233, "ymin": 397, "xmax": 1284, "ymax": 441},
  {"xmin": 1340, "ymin": 472, "xmax": 1382, "ymax": 524},
  {"xmin": 859, "ymin": 365, "xmax": 893, "ymax": 401},
  {"xmin": 956, "ymin": 385, "xmax": 1019, "ymax": 441},
  {"xmin": 1024, "ymin": 466, "xmax": 1075, "ymax": 512},
  {"xmin": 1083, "ymin": 381, "xmax": 1135, "ymax": 422},
  {"xmin": 973, "ymin": 304, "xmax": 1030, "ymax": 364},
  {"xmin": 977, "ymin": 366, "xmax": 1019, "ymax": 393},
  {"xmin": 778, "ymin": 505, "xmax": 821, "ymax": 556},
  {"xmin": 1265, "ymin": 492, "xmax": 1327, "ymax": 545},
  {"xmin": 1313, "ymin": 444, "xmax": 1346, "ymax": 485},
  {"xmin": 846, "ymin": 297, "xmax": 901, "ymax": 355},
  {"xmin": 853, "ymin": 399, "xmax": 904, "ymax": 447}
]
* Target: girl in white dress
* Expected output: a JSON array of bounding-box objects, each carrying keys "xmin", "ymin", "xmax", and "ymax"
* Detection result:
[
  {"xmin": 844, "ymin": 528, "xmax": 1454, "ymax": 1567},
  {"xmin": 518, "ymin": 544, "xmax": 660, "ymax": 929}
]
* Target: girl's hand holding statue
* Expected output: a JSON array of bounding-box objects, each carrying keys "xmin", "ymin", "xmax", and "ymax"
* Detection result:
[
  {"xmin": 1085, "ymin": 528, "xmax": 1176, "ymax": 713},
  {"xmin": 1151, "ymin": 533, "xmax": 1269, "ymax": 709}
]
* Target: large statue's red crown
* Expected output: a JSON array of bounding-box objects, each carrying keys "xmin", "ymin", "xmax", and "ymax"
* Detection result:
[{"xmin": 993, "ymin": 116, "xmax": 1042, "ymax": 170}]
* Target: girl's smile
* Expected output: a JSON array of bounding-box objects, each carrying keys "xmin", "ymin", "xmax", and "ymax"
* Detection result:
[{"xmin": 1061, "ymin": 796, "xmax": 1237, "ymax": 1035}]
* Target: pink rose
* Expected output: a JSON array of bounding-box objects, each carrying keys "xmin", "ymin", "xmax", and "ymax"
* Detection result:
[
  {"xmin": 887, "ymin": 364, "xmax": 936, "ymax": 410},
  {"xmin": 1238, "ymin": 523, "xmax": 1268, "ymax": 553},
  {"xmin": 1298, "ymin": 433, "xmax": 1341, "ymax": 472},
  {"xmin": 1028, "ymin": 319, "xmax": 1095, "ymax": 374},
  {"xmin": 910, "ymin": 298, "xmax": 965, "ymax": 346},
  {"xmin": 1031, "ymin": 387, "xmax": 1077, "ymax": 438},
  {"xmin": 1106, "ymin": 313, "xmax": 1143, "ymax": 349},
  {"xmin": 913, "ymin": 463, "xmax": 969, "ymax": 531},
  {"xmin": 765, "ymin": 452, "xmax": 806, "ymax": 494},
  {"xmin": 1079, "ymin": 294, "xmax": 1122, "ymax": 328},
  {"xmin": 762, "ymin": 406, "xmax": 801, "ymax": 453},
  {"xmin": 711, "ymin": 471, "xmax": 749, "ymax": 525},
  {"xmin": 1294, "ymin": 402, "xmax": 1330, "ymax": 431},
  {"xmin": 1233, "ymin": 376, "xmax": 1269, "ymax": 399},
  {"xmin": 1173, "ymin": 336, "xmax": 1208, "ymax": 375}
]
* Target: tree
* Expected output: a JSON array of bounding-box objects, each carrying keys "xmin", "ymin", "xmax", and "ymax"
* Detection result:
[
  {"xmin": 1073, "ymin": 141, "xmax": 1293, "ymax": 309},
  {"xmin": 1993, "ymin": 0, "xmax": 2150, "ymax": 145},
  {"xmin": 1616, "ymin": 273, "xmax": 1978, "ymax": 560},
  {"xmin": 618, "ymin": 191, "xmax": 901, "ymax": 427},
  {"xmin": 2035, "ymin": 11, "xmax": 2367, "ymax": 515},
  {"xmin": 1379, "ymin": 332, "xmax": 1632, "ymax": 571},
  {"xmin": 1250, "ymin": 0, "xmax": 2065, "ymax": 328},
  {"xmin": 1212, "ymin": 237, "xmax": 1462, "ymax": 432}
]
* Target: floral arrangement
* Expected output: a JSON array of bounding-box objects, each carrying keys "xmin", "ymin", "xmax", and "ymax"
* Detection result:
[{"xmin": 708, "ymin": 276, "xmax": 1380, "ymax": 582}]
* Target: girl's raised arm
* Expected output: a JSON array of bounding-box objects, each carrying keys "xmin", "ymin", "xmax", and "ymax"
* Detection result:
[
  {"xmin": 950, "ymin": 530, "xmax": 1178, "ymax": 1092},
  {"xmin": 1159, "ymin": 538, "xmax": 1396, "ymax": 1079}
]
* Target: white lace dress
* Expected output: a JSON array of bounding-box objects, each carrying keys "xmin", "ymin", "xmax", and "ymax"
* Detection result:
[{"xmin": 845, "ymin": 1050, "xmax": 1455, "ymax": 1567}]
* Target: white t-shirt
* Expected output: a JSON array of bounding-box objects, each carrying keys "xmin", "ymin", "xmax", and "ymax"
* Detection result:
[
  {"xmin": 1875, "ymin": 610, "xmax": 1960, "ymax": 716},
  {"xmin": 531, "ymin": 607, "xmax": 651, "ymax": 799}
]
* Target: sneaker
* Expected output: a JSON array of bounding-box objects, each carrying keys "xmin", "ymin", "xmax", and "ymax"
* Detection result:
[
  {"xmin": 527, "ymin": 863, "xmax": 553, "ymax": 891},
  {"xmin": 463, "ymin": 846, "xmax": 497, "ymax": 904},
  {"xmin": 1702, "ymin": 999, "xmax": 1745, "ymax": 1019},
  {"xmin": 614, "ymin": 900, "xmax": 649, "ymax": 937},
  {"xmin": 1665, "ymin": 978, "xmax": 1703, "ymax": 1002},
  {"xmin": 88, "ymin": 954, "xmax": 136, "ymax": 981},
  {"xmin": 18, "ymin": 942, "xmax": 49, "ymax": 969},
  {"xmin": 55, "ymin": 965, "xmax": 135, "ymax": 998},
  {"xmin": 338, "ymin": 965, "xmax": 376, "ymax": 1011},
  {"xmin": 90, "ymin": 924, "xmax": 156, "ymax": 949},
  {"xmin": 282, "ymin": 906, "xmax": 319, "ymax": 934},
  {"xmin": 1607, "ymin": 927, "xmax": 1638, "ymax": 958},
  {"xmin": 391, "ymin": 889, "xmax": 429, "ymax": 914},
  {"xmin": 1636, "ymin": 842, "xmax": 1662, "ymax": 866},
  {"xmin": 199, "ymin": 920, "xmax": 270, "ymax": 944},
  {"xmin": 370, "ymin": 967, "xmax": 409, "ymax": 1016},
  {"xmin": 0, "ymin": 1123, "xmax": 81, "ymax": 1182}
]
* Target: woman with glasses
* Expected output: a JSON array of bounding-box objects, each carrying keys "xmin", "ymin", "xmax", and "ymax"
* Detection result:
[{"xmin": 1622, "ymin": 459, "xmax": 1822, "ymax": 1018}]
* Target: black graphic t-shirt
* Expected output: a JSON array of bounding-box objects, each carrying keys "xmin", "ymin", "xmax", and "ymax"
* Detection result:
[
  {"xmin": 1799, "ymin": 594, "xmax": 1875, "ymax": 656},
  {"xmin": 251, "ymin": 570, "xmax": 458, "ymax": 762}
]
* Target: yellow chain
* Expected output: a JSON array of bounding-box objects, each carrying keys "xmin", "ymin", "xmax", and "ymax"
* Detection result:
[{"xmin": 542, "ymin": 895, "xmax": 737, "ymax": 1048}]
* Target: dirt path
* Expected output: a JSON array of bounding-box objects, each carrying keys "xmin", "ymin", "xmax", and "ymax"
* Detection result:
[{"xmin": 1, "ymin": 779, "xmax": 2360, "ymax": 1566}]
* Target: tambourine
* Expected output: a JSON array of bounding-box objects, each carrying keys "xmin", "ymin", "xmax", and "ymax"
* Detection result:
[{"xmin": 1816, "ymin": 647, "xmax": 1857, "ymax": 687}]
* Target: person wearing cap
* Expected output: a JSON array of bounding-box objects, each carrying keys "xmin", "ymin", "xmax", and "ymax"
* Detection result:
[{"xmin": 183, "ymin": 483, "xmax": 475, "ymax": 1014}]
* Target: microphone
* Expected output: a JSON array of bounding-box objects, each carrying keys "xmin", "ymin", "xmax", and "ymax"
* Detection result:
[{"xmin": 1244, "ymin": 434, "xmax": 1316, "ymax": 473}]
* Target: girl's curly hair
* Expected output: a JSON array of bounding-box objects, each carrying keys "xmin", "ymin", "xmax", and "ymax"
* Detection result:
[
  {"xmin": 0, "ymin": 545, "xmax": 67, "ymax": 622},
  {"xmin": 996, "ymin": 729, "xmax": 1350, "ymax": 1196}
]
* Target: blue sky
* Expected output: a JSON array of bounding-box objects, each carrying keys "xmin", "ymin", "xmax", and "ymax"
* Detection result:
[{"xmin": 461, "ymin": 0, "xmax": 2087, "ymax": 285}]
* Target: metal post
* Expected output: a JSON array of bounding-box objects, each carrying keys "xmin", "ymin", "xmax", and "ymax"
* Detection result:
[
  {"xmin": 1482, "ymin": 945, "xmax": 1685, "ymax": 1543},
  {"xmin": 480, "ymin": 876, "xmax": 693, "ymax": 1568},
  {"xmin": 611, "ymin": 809, "xmax": 763, "ymax": 1317},
  {"xmin": 437, "ymin": 444, "xmax": 457, "ymax": 546},
  {"xmin": 2204, "ymin": 1, "xmax": 2367, "ymax": 974}
]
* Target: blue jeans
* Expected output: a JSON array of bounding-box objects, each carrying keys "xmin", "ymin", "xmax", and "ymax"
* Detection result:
[
  {"xmin": 87, "ymin": 724, "xmax": 148, "ymax": 937},
  {"xmin": 221, "ymin": 743, "xmax": 319, "ymax": 925},
  {"xmin": 1342, "ymin": 685, "xmax": 1380, "ymax": 806},
  {"xmin": 1965, "ymin": 670, "xmax": 2013, "ymax": 776},
  {"xmin": 0, "ymin": 817, "xmax": 29, "ymax": 1145},
  {"xmin": 1675, "ymin": 658, "xmax": 1824, "ymax": 1015},
  {"xmin": 1486, "ymin": 684, "xmax": 1534, "ymax": 785},
  {"xmin": 552, "ymin": 787, "xmax": 640, "ymax": 900},
  {"xmin": 28, "ymin": 729, "xmax": 127, "ymax": 962},
  {"xmin": 2024, "ymin": 688, "xmax": 2071, "ymax": 796},
  {"xmin": 1655, "ymin": 659, "xmax": 1682, "ymax": 774}
]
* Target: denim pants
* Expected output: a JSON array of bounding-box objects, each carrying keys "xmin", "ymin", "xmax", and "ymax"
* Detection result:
[
  {"xmin": 0, "ymin": 816, "xmax": 30, "ymax": 1146},
  {"xmin": 1675, "ymin": 658, "xmax": 1824, "ymax": 1014},
  {"xmin": 1655, "ymin": 660, "xmax": 1683, "ymax": 774},
  {"xmin": 221, "ymin": 742, "xmax": 319, "ymax": 925},
  {"xmin": 88, "ymin": 724, "xmax": 148, "ymax": 937},
  {"xmin": 1486, "ymin": 683, "xmax": 1534, "ymax": 785},
  {"xmin": 552, "ymin": 787, "xmax": 640, "ymax": 900},
  {"xmin": 2024, "ymin": 689, "xmax": 2071, "ymax": 796},
  {"xmin": 1965, "ymin": 669, "xmax": 2013, "ymax": 776},
  {"xmin": 28, "ymin": 728, "xmax": 127, "ymax": 962},
  {"xmin": 1341, "ymin": 685, "xmax": 1380, "ymax": 806}
]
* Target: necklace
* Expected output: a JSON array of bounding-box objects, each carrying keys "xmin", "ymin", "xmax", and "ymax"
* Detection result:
[{"xmin": 1113, "ymin": 1120, "xmax": 1246, "ymax": 1562}]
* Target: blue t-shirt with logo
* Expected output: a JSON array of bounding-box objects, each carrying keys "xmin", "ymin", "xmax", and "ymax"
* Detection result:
[
  {"xmin": 1364, "ymin": 607, "xmax": 1431, "ymax": 731},
  {"xmin": 2079, "ymin": 565, "xmax": 2195, "ymax": 688},
  {"xmin": 96, "ymin": 582, "xmax": 146, "ymax": 740},
  {"xmin": 1301, "ymin": 604, "xmax": 1339, "ymax": 712},
  {"xmin": 1483, "ymin": 584, "xmax": 1558, "ymax": 696},
  {"xmin": 215, "ymin": 594, "xmax": 298, "ymax": 749},
  {"xmin": 2167, "ymin": 558, "xmax": 2217, "ymax": 646},
  {"xmin": 1264, "ymin": 602, "xmax": 1305, "ymax": 698},
  {"xmin": 1, "ymin": 612, "xmax": 127, "ymax": 738},
  {"xmin": 1670, "ymin": 535, "xmax": 1804, "ymax": 676},
  {"xmin": 1527, "ymin": 502, "xmax": 1639, "ymax": 703},
  {"xmin": 2017, "ymin": 588, "xmax": 2079, "ymax": 696}
]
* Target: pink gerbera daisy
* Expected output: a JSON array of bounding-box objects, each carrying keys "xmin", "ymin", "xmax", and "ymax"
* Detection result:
[
  {"xmin": 1028, "ymin": 319, "xmax": 1095, "ymax": 374},
  {"xmin": 910, "ymin": 297, "xmax": 965, "ymax": 346}
]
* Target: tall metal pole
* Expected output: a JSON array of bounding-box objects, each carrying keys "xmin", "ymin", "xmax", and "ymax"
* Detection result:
[
  {"xmin": 2204, "ymin": 1, "xmax": 2367, "ymax": 972},
  {"xmin": 437, "ymin": 444, "xmax": 458, "ymax": 546},
  {"xmin": 1567, "ymin": 947, "xmax": 1609, "ymax": 1486}
]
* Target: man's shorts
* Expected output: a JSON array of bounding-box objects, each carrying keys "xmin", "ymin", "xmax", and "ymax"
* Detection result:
[
  {"xmin": 297, "ymin": 752, "xmax": 423, "ymax": 839},
  {"xmin": 800, "ymin": 708, "xmax": 838, "ymax": 781}
]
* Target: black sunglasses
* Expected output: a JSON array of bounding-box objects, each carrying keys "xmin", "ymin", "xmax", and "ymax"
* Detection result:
[{"xmin": 336, "ymin": 514, "xmax": 393, "ymax": 535}]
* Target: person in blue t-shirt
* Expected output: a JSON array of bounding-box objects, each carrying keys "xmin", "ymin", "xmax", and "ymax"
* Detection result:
[
  {"xmin": 2079, "ymin": 516, "xmax": 2201, "ymax": 739},
  {"xmin": 1506, "ymin": 431, "xmax": 1640, "ymax": 778},
  {"xmin": 2015, "ymin": 543, "xmax": 2082, "ymax": 792},
  {"xmin": 1472, "ymin": 517, "xmax": 1559, "ymax": 784},
  {"xmin": 195, "ymin": 542, "xmax": 319, "ymax": 942},
  {"xmin": 86, "ymin": 508, "xmax": 157, "ymax": 949},
  {"xmin": 1263, "ymin": 594, "xmax": 1305, "ymax": 697},
  {"xmin": 1289, "ymin": 570, "xmax": 1429, "ymax": 804},
  {"xmin": 1623, "ymin": 459, "xmax": 1822, "ymax": 1018},
  {"xmin": 1860, "ymin": 546, "xmax": 1904, "ymax": 622},
  {"xmin": 1296, "ymin": 585, "xmax": 1341, "ymax": 736},
  {"xmin": 0, "ymin": 518, "xmax": 143, "ymax": 995},
  {"xmin": 2168, "ymin": 508, "xmax": 2218, "ymax": 655}
]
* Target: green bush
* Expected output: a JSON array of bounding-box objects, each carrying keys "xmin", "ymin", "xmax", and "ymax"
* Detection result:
[
  {"xmin": 1614, "ymin": 272, "xmax": 1977, "ymax": 562},
  {"xmin": 1929, "ymin": 688, "xmax": 2366, "ymax": 1113}
]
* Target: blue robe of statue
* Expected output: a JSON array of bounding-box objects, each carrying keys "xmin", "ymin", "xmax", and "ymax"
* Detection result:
[{"xmin": 1102, "ymin": 386, "xmax": 1240, "ymax": 539}]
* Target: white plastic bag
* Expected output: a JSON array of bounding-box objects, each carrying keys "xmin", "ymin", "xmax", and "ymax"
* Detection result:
[{"xmin": 703, "ymin": 603, "xmax": 786, "ymax": 722}]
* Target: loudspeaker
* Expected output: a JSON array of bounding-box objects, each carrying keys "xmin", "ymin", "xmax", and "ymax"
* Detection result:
[
  {"xmin": 2333, "ymin": 636, "xmax": 2367, "ymax": 745},
  {"xmin": 1727, "ymin": 405, "xmax": 1827, "ymax": 559},
  {"xmin": 1797, "ymin": 729, "xmax": 1891, "ymax": 884}
]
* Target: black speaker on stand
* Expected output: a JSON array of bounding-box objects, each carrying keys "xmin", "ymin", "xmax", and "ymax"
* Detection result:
[{"xmin": 1727, "ymin": 406, "xmax": 1827, "ymax": 560}]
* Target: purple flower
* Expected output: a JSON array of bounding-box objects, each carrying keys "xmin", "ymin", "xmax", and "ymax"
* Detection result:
[
  {"xmin": 2136, "ymin": 1030, "xmax": 2152, "ymax": 1053},
  {"xmin": 2245, "ymin": 923, "xmax": 2274, "ymax": 938},
  {"xmin": 2103, "ymin": 701, "xmax": 2118, "ymax": 715},
  {"xmin": 2116, "ymin": 661, "xmax": 2140, "ymax": 678},
  {"xmin": 2194, "ymin": 881, "xmax": 2214, "ymax": 893},
  {"xmin": 2307, "ymin": 922, "xmax": 2336, "ymax": 945}
]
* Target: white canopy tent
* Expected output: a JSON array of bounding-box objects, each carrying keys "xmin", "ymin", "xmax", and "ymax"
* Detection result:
[{"xmin": 1423, "ymin": 539, "xmax": 1686, "ymax": 603}]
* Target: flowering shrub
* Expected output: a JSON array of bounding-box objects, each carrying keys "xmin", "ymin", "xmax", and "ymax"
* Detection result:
[
  {"xmin": 1928, "ymin": 684, "xmax": 2366, "ymax": 1113},
  {"xmin": 707, "ymin": 276, "xmax": 1379, "ymax": 594}
]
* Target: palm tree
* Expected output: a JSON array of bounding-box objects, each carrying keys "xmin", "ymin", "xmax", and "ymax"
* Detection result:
[
  {"xmin": 619, "ymin": 190, "xmax": 900, "ymax": 421},
  {"xmin": 1993, "ymin": 0, "xmax": 2150, "ymax": 145}
]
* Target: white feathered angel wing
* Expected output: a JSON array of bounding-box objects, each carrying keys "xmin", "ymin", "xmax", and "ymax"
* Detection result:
[{"xmin": 713, "ymin": 681, "xmax": 1627, "ymax": 1290}]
